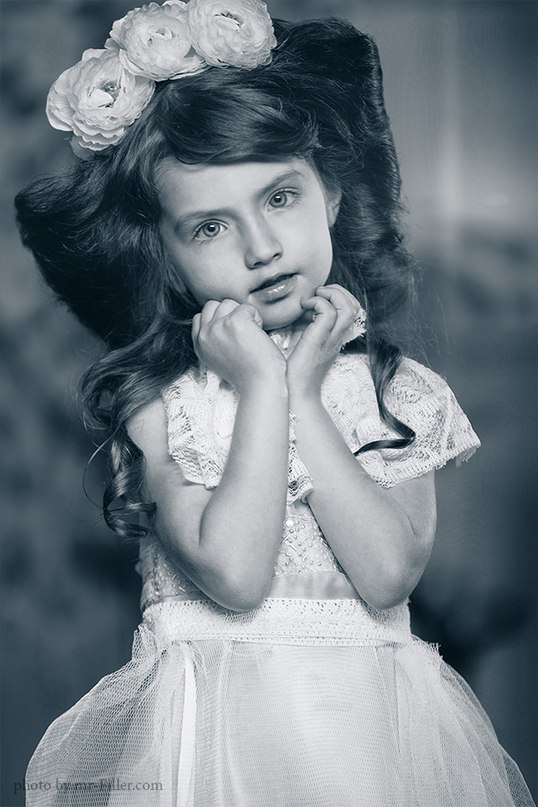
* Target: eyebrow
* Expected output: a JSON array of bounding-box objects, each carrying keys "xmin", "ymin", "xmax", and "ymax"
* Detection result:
[{"xmin": 173, "ymin": 169, "xmax": 306, "ymax": 232}]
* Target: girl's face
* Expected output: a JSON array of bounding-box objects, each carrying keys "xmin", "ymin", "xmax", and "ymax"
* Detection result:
[{"xmin": 156, "ymin": 157, "xmax": 341, "ymax": 330}]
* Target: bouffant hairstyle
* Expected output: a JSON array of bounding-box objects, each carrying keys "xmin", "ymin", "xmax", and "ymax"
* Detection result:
[{"xmin": 15, "ymin": 18, "xmax": 417, "ymax": 539}]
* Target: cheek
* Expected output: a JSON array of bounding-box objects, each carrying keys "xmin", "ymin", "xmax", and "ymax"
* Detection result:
[
  {"xmin": 302, "ymin": 207, "xmax": 334, "ymax": 264},
  {"xmin": 159, "ymin": 222, "xmax": 230, "ymax": 305},
  {"xmin": 161, "ymin": 230, "xmax": 208, "ymax": 293},
  {"xmin": 311, "ymin": 220, "xmax": 335, "ymax": 282},
  {"xmin": 174, "ymin": 255, "xmax": 238, "ymax": 306},
  {"xmin": 317, "ymin": 244, "xmax": 334, "ymax": 284},
  {"xmin": 161, "ymin": 239, "xmax": 203, "ymax": 300}
]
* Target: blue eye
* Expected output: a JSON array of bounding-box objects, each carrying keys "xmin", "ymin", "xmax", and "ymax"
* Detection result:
[{"xmin": 194, "ymin": 221, "xmax": 224, "ymax": 241}]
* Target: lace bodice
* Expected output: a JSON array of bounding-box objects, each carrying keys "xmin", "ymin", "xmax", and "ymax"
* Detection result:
[
  {"xmin": 138, "ymin": 500, "xmax": 347, "ymax": 611},
  {"xmin": 137, "ymin": 328, "xmax": 481, "ymax": 611}
]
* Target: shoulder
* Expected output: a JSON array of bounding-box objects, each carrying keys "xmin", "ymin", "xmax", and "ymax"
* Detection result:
[
  {"xmin": 154, "ymin": 367, "xmax": 235, "ymax": 490},
  {"xmin": 326, "ymin": 352, "xmax": 481, "ymax": 487},
  {"xmin": 127, "ymin": 367, "xmax": 204, "ymax": 459},
  {"xmin": 335, "ymin": 352, "xmax": 467, "ymax": 412},
  {"xmin": 126, "ymin": 396, "xmax": 170, "ymax": 462},
  {"xmin": 385, "ymin": 357, "xmax": 479, "ymax": 442},
  {"xmin": 382, "ymin": 356, "xmax": 481, "ymax": 453},
  {"xmin": 384, "ymin": 357, "xmax": 461, "ymax": 418},
  {"xmin": 335, "ymin": 351, "xmax": 453, "ymax": 391},
  {"xmin": 325, "ymin": 352, "xmax": 455, "ymax": 420},
  {"xmin": 127, "ymin": 366, "xmax": 215, "ymax": 459},
  {"xmin": 393, "ymin": 356, "xmax": 454, "ymax": 394}
]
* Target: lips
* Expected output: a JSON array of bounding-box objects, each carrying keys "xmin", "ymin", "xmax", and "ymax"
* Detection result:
[
  {"xmin": 251, "ymin": 273, "xmax": 297, "ymax": 303},
  {"xmin": 253, "ymin": 273, "xmax": 294, "ymax": 292}
]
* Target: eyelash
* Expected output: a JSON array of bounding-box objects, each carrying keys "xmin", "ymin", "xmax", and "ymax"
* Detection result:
[
  {"xmin": 192, "ymin": 188, "xmax": 299, "ymax": 242},
  {"xmin": 193, "ymin": 221, "xmax": 224, "ymax": 242},
  {"xmin": 269, "ymin": 189, "xmax": 299, "ymax": 209}
]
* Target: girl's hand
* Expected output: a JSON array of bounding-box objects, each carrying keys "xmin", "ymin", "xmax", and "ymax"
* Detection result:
[
  {"xmin": 286, "ymin": 284, "xmax": 361, "ymax": 402},
  {"xmin": 192, "ymin": 299, "xmax": 286, "ymax": 394}
]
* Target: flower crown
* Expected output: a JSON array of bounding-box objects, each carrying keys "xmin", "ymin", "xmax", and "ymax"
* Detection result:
[{"xmin": 46, "ymin": 0, "xmax": 276, "ymax": 157}]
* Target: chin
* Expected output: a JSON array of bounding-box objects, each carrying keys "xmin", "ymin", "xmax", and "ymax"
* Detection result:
[
  {"xmin": 262, "ymin": 304, "xmax": 305, "ymax": 332},
  {"xmin": 263, "ymin": 317, "xmax": 293, "ymax": 332}
]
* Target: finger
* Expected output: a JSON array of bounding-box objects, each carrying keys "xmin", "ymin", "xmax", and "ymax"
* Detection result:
[
  {"xmin": 212, "ymin": 298, "xmax": 240, "ymax": 320},
  {"xmin": 200, "ymin": 300, "xmax": 221, "ymax": 327},
  {"xmin": 300, "ymin": 296, "xmax": 338, "ymax": 331},
  {"xmin": 316, "ymin": 285, "xmax": 365, "ymax": 328},
  {"xmin": 191, "ymin": 312, "xmax": 201, "ymax": 343},
  {"xmin": 318, "ymin": 283, "xmax": 359, "ymax": 305},
  {"xmin": 315, "ymin": 285, "xmax": 364, "ymax": 337},
  {"xmin": 315, "ymin": 284, "xmax": 358, "ymax": 314},
  {"xmin": 236, "ymin": 303, "xmax": 263, "ymax": 328}
]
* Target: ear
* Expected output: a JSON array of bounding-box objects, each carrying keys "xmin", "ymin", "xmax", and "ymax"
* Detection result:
[{"xmin": 326, "ymin": 189, "xmax": 342, "ymax": 227}]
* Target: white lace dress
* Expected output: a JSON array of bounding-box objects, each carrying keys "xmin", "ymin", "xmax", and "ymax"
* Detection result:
[{"xmin": 25, "ymin": 333, "xmax": 535, "ymax": 806}]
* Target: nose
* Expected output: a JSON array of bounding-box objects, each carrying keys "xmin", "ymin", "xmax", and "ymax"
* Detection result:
[{"xmin": 243, "ymin": 218, "xmax": 283, "ymax": 269}]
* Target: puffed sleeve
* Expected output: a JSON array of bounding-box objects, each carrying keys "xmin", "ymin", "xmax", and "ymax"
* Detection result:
[
  {"xmin": 161, "ymin": 367, "xmax": 314, "ymax": 504},
  {"xmin": 322, "ymin": 354, "xmax": 481, "ymax": 488},
  {"xmin": 160, "ymin": 367, "xmax": 233, "ymax": 489}
]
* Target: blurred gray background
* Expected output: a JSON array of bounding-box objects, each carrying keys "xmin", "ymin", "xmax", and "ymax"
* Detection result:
[{"xmin": 1, "ymin": 1, "xmax": 537, "ymax": 804}]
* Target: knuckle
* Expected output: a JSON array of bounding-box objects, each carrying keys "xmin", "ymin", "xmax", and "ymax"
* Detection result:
[
  {"xmin": 232, "ymin": 310, "xmax": 249, "ymax": 326},
  {"xmin": 221, "ymin": 316, "xmax": 239, "ymax": 334}
]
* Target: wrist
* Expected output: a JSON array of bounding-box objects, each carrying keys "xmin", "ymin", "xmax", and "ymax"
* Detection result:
[
  {"xmin": 287, "ymin": 372, "xmax": 322, "ymax": 406},
  {"xmin": 286, "ymin": 365, "xmax": 325, "ymax": 406},
  {"xmin": 288, "ymin": 387, "xmax": 324, "ymax": 416},
  {"xmin": 239, "ymin": 364, "xmax": 289, "ymax": 400}
]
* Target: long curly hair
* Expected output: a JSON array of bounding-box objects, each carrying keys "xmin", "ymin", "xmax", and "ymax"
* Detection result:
[{"xmin": 15, "ymin": 18, "xmax": 418, "ymax": 540}]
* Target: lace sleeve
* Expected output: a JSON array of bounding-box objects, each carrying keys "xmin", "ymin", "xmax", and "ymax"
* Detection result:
[
  {"xmin": 322, "ymin": 355, "xmax": 481, "ymax": 489},
  {"xmin": 357, "ymin": 358, "xmax": 481, "ymax": 487},
  {"xmin": 161, "ymin": 368, "xmax": 312, "ymax": 502},
  {"xmin": 160, "ymin": 369, "xmax": 230, "ymax": 489}
]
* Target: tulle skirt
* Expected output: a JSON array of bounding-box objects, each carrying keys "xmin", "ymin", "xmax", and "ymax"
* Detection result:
[{"xmin": 25, "ymin": 598, "xmax": 535, "ymax": 807}]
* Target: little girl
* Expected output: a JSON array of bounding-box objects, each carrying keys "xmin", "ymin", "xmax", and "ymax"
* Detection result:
[{"xmin": 16, "ymin": 1, "xmax": 535, "ymax": 805}]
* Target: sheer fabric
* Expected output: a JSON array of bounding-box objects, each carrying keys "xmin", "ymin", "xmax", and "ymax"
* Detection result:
[{"xmin": 25, "ymin": 625, "xmax": 534, "ymax": 806}]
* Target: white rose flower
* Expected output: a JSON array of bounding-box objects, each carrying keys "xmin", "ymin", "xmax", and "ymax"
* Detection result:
[
  {"xmin": 46, "ymin": 48, "xmax": 155, "ymax": 152},
  {"xmin": 187, "ymin": 0, "xmax": 276, "ymax": 69},
  {"xmin": 108, "ymin": 0, "xmax": 206, "ymax": 81}
]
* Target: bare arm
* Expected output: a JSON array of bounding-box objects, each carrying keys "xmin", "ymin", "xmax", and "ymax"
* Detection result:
[
  {"xmin": 287, "ymin": 285, "xmax": 437, "ymax": 610},
  {"xmin": 289, "ymin": 394, "xmax": 436, "ymax": 610},
  {"xmin": 128, "ymin": 301, "xmax": 290, "ymax": 612}
]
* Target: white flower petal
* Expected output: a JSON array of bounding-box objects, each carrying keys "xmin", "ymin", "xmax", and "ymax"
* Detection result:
[
  {"xmin": 45, "ymin": 48, "xmax": 155, "ymax": 152},
  {"xmin": 108, "ymin": 0, "xmax": 204, "ymax": 80},
  {"xmin": 187, "ymin": 0, "xmax": 276, "ymax": 69}
]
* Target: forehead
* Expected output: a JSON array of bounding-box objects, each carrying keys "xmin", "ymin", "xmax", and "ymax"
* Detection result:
[{"xmin": 154, "ymin": 157, "xmax": 318, "ymax": 211}]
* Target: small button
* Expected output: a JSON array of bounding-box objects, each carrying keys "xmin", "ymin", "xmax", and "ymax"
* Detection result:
[{"xmin": 285, "ymin": 518, "xmax": 294, "ymax": 528}]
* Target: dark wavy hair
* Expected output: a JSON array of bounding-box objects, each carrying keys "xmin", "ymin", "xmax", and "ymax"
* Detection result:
[{"xmin": 15, "ymin": 17, "xmax": 418, "ymax": 540}]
